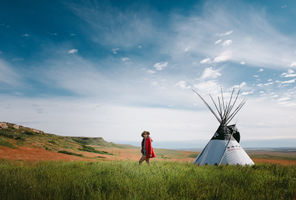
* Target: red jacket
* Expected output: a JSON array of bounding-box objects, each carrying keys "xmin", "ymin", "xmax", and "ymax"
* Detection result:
[{"xmin": 145, "ymin": 136, "xmax": 156, "ymax": 159}]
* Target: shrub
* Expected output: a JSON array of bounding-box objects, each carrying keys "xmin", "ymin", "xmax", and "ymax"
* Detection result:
[
  {"xmin": 0, "ymin": 137, "xmax": 16, "ymax": 148},
  {"xmin": 48, "ymin": 140, "xmax": 56, "ymax": 145},
  {"xmin": 23, "ymin": 131, "xmax": 36, "ymax": 136},
  {"xmin": 78, "ymin": 145, "xmax": 112, "ymax": 155}
]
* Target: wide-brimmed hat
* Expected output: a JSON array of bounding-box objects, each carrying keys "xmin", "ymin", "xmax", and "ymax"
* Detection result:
[{"xmin": 141, "ymin": 131, "xmax": 150, "ymax": 137}]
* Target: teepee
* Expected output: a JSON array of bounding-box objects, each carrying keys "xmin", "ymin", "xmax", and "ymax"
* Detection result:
[{"xmin": 193, "ymin": 88, "xmax": 254, "ymax": 166}]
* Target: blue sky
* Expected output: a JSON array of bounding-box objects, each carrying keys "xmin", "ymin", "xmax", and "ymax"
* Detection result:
[{"xmin": 0, "ymin": 0, "xmax": 296, "ymax": 148}]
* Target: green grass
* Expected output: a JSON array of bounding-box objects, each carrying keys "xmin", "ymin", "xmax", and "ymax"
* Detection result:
[
  {"xmin": 79, "ymin": 145, "xmax": 113, "ymax": 155},
  {"xmin": 57, "ymin": 150, "xmax": 83, "ymax": 157},
  {"xmin": 155, "ymin": 148, "xmax": 185, "ymax": 159},
  {"xmin": 0, "ymin": 160, "xmax": 295, "ymax": 200}
]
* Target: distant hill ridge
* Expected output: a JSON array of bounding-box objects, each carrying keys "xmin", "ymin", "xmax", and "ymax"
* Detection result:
[
  {"xmin": 0, "ymin": 122, "xmax": 44, "ymax": 134},
  {"xmin": 0, "ymin": 121, "xmax": 129, "ymax": 147}
]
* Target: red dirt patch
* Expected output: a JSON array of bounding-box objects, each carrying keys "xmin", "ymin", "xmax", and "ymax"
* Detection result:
[{"xmin": 0, "ymin": 146, "xmax": 91, "ymax": 161}]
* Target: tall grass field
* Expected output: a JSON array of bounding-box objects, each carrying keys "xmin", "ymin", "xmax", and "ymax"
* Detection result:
[{"xmin": 0, "ymin": 160, "xmax": 295, "ymax": 200}]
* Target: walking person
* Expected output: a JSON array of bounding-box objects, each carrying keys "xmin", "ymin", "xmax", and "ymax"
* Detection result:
[{"xmin": 139, "ymin": 131, "xmax": 156, "ymax": 165}]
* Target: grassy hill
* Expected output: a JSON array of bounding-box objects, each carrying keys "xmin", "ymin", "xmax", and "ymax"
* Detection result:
[{"xmin": 0, "ymin": 122, "xmax": 137, "ymax": 161}]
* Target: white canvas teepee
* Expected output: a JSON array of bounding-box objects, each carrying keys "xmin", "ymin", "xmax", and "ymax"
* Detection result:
[{"xmin": 193, "ymin": 88, "xmax": 254, "ymax": 166}]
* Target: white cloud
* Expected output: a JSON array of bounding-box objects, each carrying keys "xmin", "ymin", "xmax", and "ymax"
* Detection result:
[
  {"xmin": 193, "ymin": 80, "xmax": 220, "ymax": 94},
  {"xmin": 241, "ymin": 90, "xmax": 253, "ymax": 96},
  {"xmin": 281, "ymin": 69, "xmax": 296, "ymax": 78},
  {"xmin": 264, "ymin": 82, "xmax": 273, "ymax": 86},
  {"xmin": 218, "ymin": 30, "xmax": 233, "ymax": 37},
  {"xmin": 288, "ymin": 69, "xmax": 294, "ymax": 73},
  {"xmin": 153, "ymin": 61, "xmax": 168, "ymax": 71},
  {"xmin": 257, "ymin": 83, "xmax": 263, "ymax": 87},
  {"xmin": 214, "ymin": 39, "xmax": 222, "ymax": 45},
  {"xmin": 290, "ymin": 62, "xmax": 296, "ymax": 67},
  {"xmin": 200, "ymin": 58, "xmax": 211, "ymax": 64},
  {"xmin": 222, "ymin": 39, "xmax": 232, "ymax": 46},
  {"xmin": 175, "ymin": 80, "xmax": 190, "ymax": 89},
  {"xmin": 278, "ymin": 97, "xmax": 290, "ymax": 102},
  {"xmin": 281, "ymin": 79, "xmax": 296, "ymax": 84},
  {"xmin": 68, "ymin": 49, "xmax": 78, "ymax": 54},
  {"xmin": 281, "ymin": 73, "xmax": 296, "ymax": 78},
  {"xmin": 201, "ymin": 67, "xmax": 221, "ymax": 79},
  {"xmin": 184, "ymin": 46, "xmax": 191, "ymax": 52},
  {"xmin": 235, "ymin": 82, "xmax": 247, "ymax": 88},
  {"xmin": 258, "ymin": 68, "xmax": 264, "ymax": 72},
  {"xmin": 121, "ymin": 57, "xmax": 130, "ymax": 62},
  {"xmin": 147, "ymin": 69, "xmax": 155, "ymax": 74},
  {"xmin": 213, "ymin": 51, "xmax": 232, "ymax": 63}
]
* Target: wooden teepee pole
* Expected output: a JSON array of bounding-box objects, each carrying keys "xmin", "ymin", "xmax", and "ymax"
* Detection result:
[{"xmin": 192, "ymin": 89, "xmax": 221, "ymax": 123}]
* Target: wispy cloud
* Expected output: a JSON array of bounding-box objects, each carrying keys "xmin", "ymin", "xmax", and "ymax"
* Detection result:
[
  {"xmin": 218, "ymin": 30, "xmax": 233, "ymax": 37},
  {"xmin": 166, "ymin": 1, "xmax": 296, "ymax": 69},
  {"xmin": 213, "ymin": 51, "xmax": 232, "ymax": 63},
  {"xmin": 121, "ymin": 57, "xmax": 130, "ymax": 62},
  {"xmin": 214, "ymin": 39, "xmax": 222, "ymax": 45},
  {"xmin": 200, "ymin": 58, "xmax": 211, "ymax": 64},
  {"xmin": 68, "ymin": 2, "xmax": 159, "ymax": 48},
  {"xmin": 153, "ymin": 62, "xmax": 168, "ymax": 71},
  {"xmin": 222, "ymin": 39, "xmax": 232, "ymax": 46},
  {"xmin": 68, "ymin": 49, "xmax": 78, "ymax": 54},
  {"xmin": 147, "ymin": 69, "xmax": 156, "ymax": 74},
  {"xmin": 281, "ymin": 79, "xmax": 296, "ymax": 84},
  {"xmin": 0, "ymin": 59, "xmax": 22, "ymax": 87},
  {"xmin": 21, "ymin": 33, "xmax": 30, "ymax": 37}
]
